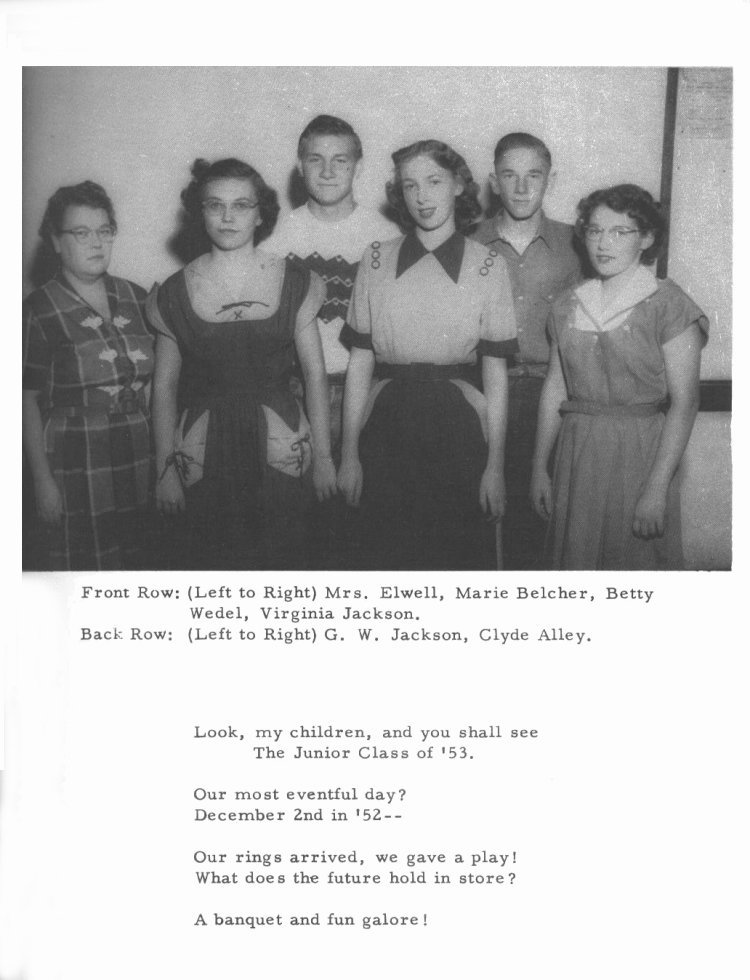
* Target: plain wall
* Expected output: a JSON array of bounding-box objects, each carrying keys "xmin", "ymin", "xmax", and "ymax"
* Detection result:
[{"xmin": 22, "ymin": 66, "xmax": 667, "ymax": 291}]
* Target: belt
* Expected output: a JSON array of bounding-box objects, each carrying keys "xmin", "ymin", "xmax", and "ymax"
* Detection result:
[
  {"xmin": 560, "ymin": 400, "xmax": 664, "ymax": 418},
  {"xmin": 50, "ymin": 405, "xmax": 148, "ymax": 418},
  {"xmin": 507, "ymin": 363, "xmax": 547, "ymax": 379},
  {"xmin": 376, "ymin": 362, "xmax": 478, "ymax": 383},
  {"xmin": 49, "ymin": 387, "xmax": 147, "ymax": 417}
]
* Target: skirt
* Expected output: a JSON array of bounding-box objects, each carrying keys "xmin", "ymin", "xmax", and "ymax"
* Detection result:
[{"xmin": 355, "ymin": 378, "xmax": 495, "ymax": 571}]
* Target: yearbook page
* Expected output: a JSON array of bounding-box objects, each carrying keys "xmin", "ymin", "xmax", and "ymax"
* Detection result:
[{"xmin": 3, "ymin": 12, "xmax": 747, "ymax": 980}]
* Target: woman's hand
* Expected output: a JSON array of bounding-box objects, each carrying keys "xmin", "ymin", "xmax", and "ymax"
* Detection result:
[
  {"xmin": 35, "ymin": 474, "xmax": 64, "ymax": 525},
  {"xmin": 312, "ymin": 455, "xmax": 337, "ymax": 502},
  {"xmin": 479, "ymin": 465, "xmax": 505, "ymax": 522},
  {"xmin": 530, "ymin": 466, "xmax": 553, "ymax": 521},
  {"xmin": 337, "ymin": 455, "xmax": 364, "ymax": 508},
  {"xmin": 156, "ymin": 466, "xmax": 186, "ymax": 515},
  {"xmin": 632, "ymin": 486, "xmax": 667, "ymax": 539}
]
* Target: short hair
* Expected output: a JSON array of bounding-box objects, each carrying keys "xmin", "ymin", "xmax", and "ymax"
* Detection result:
[
  {"xmin": 180, "ymin": 157, "xmax": 280, "ymax": 245},
  {"xmin": 574, "ymin": 183, "xmax": 666, "ymax": 266},
  {"xmin": 39, "ymin": 181, "xmax": 116, "ymax": 248},
  {"xmin": 493, "ymin": 132, "xmax": 552, "ymax": 169},
  {"xmin": 297, "ymin": 115, "xmax": 363, "ymax": 161},
  {"xmin": 386, "ymin": 139, "xmax": 482, "ymax": 233}
]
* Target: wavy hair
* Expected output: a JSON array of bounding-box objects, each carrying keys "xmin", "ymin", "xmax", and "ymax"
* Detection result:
[
  {"xmin": 575, "ymin": 184, "xmax": 666, "ymax": 266},
  {"xmin": 180, "ymin": 157, "xmax": 280, "ymax": 245},
  {"xmin": 39, "ymin": 181, "xmax": 117, "ymax": 249},
  {"xmin": 386, "ymin": 140, "xmax": 482, "ymax": 233},
  {"xmin": 297, "ymin": 115, "xmax": 362, "ymax": 161}
]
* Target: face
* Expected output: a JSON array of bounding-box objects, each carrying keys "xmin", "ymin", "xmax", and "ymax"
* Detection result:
[
  {"xmin": 400, "ymin": 154, "xmax": 462, "ymax": 233},
  {"xmin": 298, "ymin": 134, "xmax": 359, "ymax": 207},
  {"xmin": 584, "ymin": 205, "xmax": 654, "ymax": 280},
  {"xmin": 52, "ymin": 205, "xmax": 113, "ymax": 282},
  {"xmin": 201, "ymin": 177, "xmax": 260, "ymax": 251},
  {"xmin": 490, "ymin": 148, "xmax": 551, "ymax": 221}
]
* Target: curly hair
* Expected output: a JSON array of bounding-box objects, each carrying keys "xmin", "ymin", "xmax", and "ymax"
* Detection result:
[
  {"xmin": 297, "ymin": 115, "xmax": 362, "ymax": 161},
  {"xmin": 386, "ymin": 140, "xmax": 482, "ymax": 234},
  {"xmin": 575, "ymin": 184, "xmax": 667, "ymax": 266},
  {"xmin": 39, "ymin": 181, "xmax": 117, "ymax": 248},
  {"xmin": 180, "ymin": 157, "xmax": 280, "ymax": 245}
]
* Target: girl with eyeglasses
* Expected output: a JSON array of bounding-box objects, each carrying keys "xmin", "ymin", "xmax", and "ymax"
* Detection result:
[
  {"xmin": 22, "ymin": 181, "xmax": 154, "ymax": 570},
  {"xmin": 148, "ymin": 158, "xmax": 335, "ymax": 569},
  {"xmin": 530, "ymin": 184, "xmax": 708, "ymax": 569}
]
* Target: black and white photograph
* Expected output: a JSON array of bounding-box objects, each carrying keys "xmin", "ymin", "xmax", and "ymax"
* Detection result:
[{"xmin": 21, "ymin": 67, "xmax": 731, "ymax": 572}]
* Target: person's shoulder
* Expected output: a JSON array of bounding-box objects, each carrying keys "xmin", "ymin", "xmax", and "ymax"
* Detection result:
[
  {"xmin": 550, "ymin": 278, "xmax": 582, "ymax": 313},
  {"xmin": 354, "ymin": 205, "xmax": 400, "ymax": 240},
  {"xmin": 110, "ymin": 274, "xmax": 147, "ymax": 302},
  {"xmin": 541, "ymin": 214, "xmax": 577, "ymax": 246},
  {"xmin": 654, "ymin": 277, "xmax": 691, "ymax": 302},
  {"xmin": 652, "ymin": 276, "xmax": 706, "ymax": 318},
  {"xmin": 543, "ymin": 214, "xmax": 575, "ymax": 233},
  {"xmin": 364, "ymin": 235, "xmax": 404, "ymax": 260},
  {"xmin": 260, "ymin": 206, "xmax": 308, "ymax": 255},
  {"xmin": 279, "ymin": 205, "xmax": 310, "ymax": 228},
  {"xmin": 469, "ymin": 216, "xmax": 499, "ymax": 245},
  {"xmin": 464, "ymin": 235, "xmax": 510, "ymax": 277},
  {"xmin": 23, "ymin": 277, "xmax": 62, "ymax": 315},
  {"xmin": 155, "ymin": 266, "xmax": 188, "ymax": 303}
]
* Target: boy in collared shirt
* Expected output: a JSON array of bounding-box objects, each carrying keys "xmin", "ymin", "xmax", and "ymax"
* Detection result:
[{"xmin": 472, "ymin": 133, "xmax": 581, "ymax": 569}]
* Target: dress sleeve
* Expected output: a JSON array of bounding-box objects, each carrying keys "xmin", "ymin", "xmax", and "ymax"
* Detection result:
[
  {"xmin": 339, "ymin": 253, "xmax": 374, "ymax": 351},
  {"xmin": 145, "ymin": 283, "xmax": 177, "ymax": 342},
  {"xmin": 659, "ymin": 282, "xmax": 710, "ymax": 348},
  {"xmin": 22, "ymin": 298, "xmax": 52, "ymax": 391},
  {"xmin": 477, "ymin": 256, "xmax": 519, "ymax": 358}
]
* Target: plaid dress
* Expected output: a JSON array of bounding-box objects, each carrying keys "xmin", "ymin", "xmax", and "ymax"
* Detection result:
[{"xmin": 23, "ymin": 273, "xmax": 155, "ymax": 570}]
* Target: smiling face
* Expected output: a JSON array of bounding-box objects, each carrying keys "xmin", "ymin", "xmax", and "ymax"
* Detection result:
[
  {"xmin": 400, "ymin": 154, "xmax": 462, "ymax": 234},
  {"xmin": 201, "ymin": 177, "xmax": 260, "ymax": 251},
  {"xmin": 491, "ymin": 147, "xmax": 551, "ymax": 222},
  {"xmin": 298, "ymin": 134, "xmax": 359, "ymax": 209},
  {"xmin": 52, "ymin": 205, "xmax": 113, "ymax": 283},
  {"xmin": 585, "ymin": 205, "xmax": 654, "ymax": 280}
]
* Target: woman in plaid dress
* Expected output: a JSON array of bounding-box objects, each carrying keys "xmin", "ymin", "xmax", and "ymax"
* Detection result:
[{"xmin": 22, "ymin": 182, "xmax": 154, "ymax": 570}]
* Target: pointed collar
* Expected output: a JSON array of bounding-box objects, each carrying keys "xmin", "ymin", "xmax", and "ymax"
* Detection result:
[
  {"xmin": 396, "ymin": 230, "xmax": 465, "ymax": 284},
  {"xmin": 54, "ymin": 270, "xmax": 118, "ymax": 321},
  {"xmin": 574, "ymin": 264, "xmax": 658, "ymax": 327},
  {"xmin": 489, "ymin": 210, "xmax": 552, "ymax": 250}
]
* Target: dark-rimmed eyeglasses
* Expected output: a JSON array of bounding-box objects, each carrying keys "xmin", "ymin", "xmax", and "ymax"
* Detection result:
[{"xmin": 59, "ymin": 226, "xmax": 117, "ymax": 244}]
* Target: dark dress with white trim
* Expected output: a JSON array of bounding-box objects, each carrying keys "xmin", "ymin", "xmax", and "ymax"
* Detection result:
[
  {"xmin": 150, "ymin": 258, "xmax": 319, "ymax": 570},
  {"xmin": 342, "ymin": 232, "xmax": 518, "ymax": 570}
]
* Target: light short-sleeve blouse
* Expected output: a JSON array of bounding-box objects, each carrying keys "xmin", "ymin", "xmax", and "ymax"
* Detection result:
[{"xmin": 343, "ymin": 232, "xmax": 518, "ymax": 365}]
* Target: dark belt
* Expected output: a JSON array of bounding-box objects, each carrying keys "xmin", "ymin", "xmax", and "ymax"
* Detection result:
[
  {"xmin": 49, "ymin": 388, "xmax": 147, "ymax": 417},
  {"xmin": 560, "ymin": 400, "xmax": 664, "ymax": 418},
  {"xmin": 376, "ymin": 362, "xmax": 478, "ymax": 383}
]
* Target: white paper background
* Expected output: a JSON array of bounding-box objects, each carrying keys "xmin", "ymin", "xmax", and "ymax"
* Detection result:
[{"xmin": 3, "ymin": 3, "xmax": 748, "ymax": 978}]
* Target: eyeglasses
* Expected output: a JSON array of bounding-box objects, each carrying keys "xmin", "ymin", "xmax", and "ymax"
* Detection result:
[
  {"xmin": 583, "ymin": 225, "xmax": 641, "ymax": 243},
  {"xmin": 202, "ymin": 199, "xmax": 259, "ymax": 217},
  {"xmin": 59, "ymin": 226, "xmax": 117, "ymax": 244}
]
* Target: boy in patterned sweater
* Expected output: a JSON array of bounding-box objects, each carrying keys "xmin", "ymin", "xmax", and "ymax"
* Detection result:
[{"xmin": 262, "ymin": 114, "xmax": 399, "ymax": 454}]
